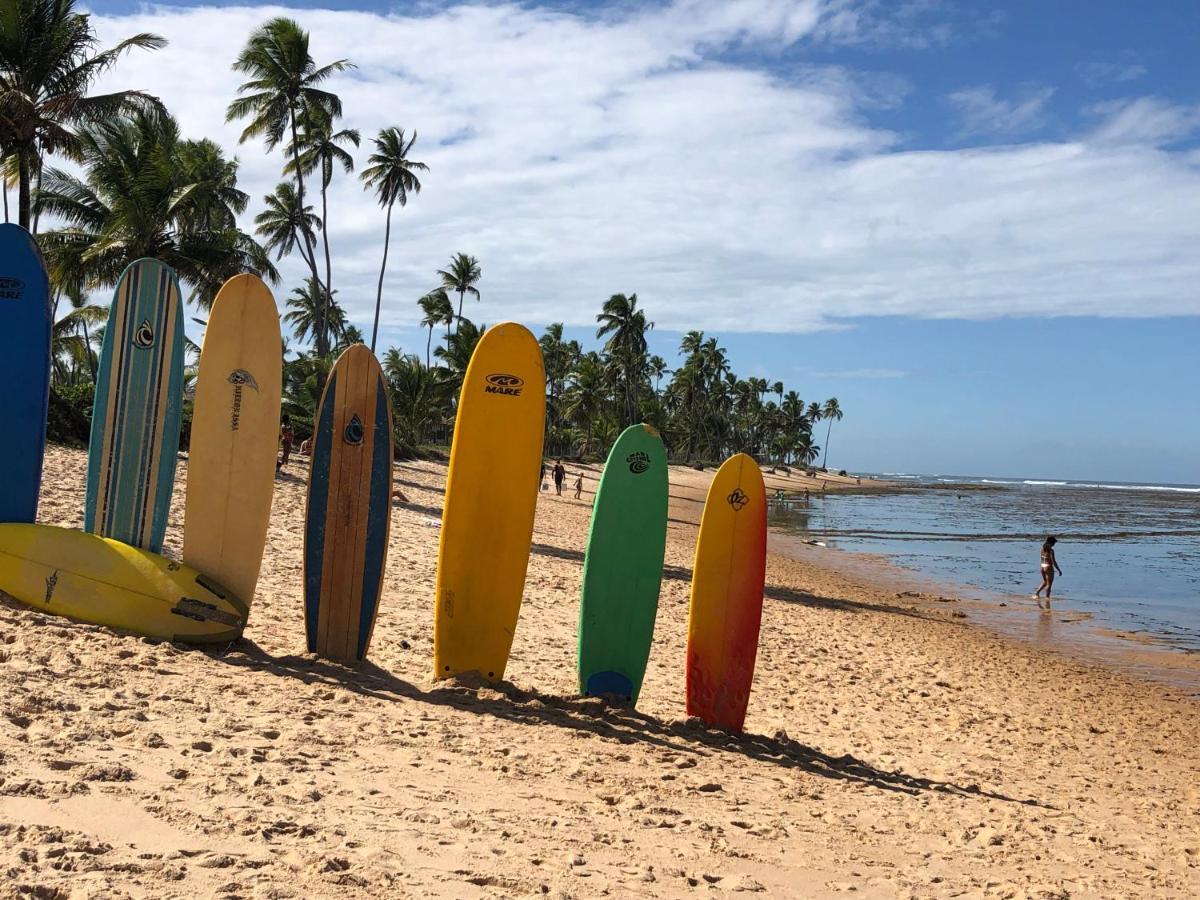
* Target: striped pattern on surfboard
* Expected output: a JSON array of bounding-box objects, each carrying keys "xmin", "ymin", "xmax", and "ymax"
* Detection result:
[
  {"xmin": 85, "ymin": 259, "xmax": 184, "ymax": 553},
  {"xmin": 303, "ymin": 344, "xmax": 394, "ymax": 662}
]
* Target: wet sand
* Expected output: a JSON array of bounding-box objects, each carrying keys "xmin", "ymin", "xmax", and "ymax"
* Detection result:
[{"xmin": 2, "ymin": 445, "xmax": 1198, "ymax": 898}]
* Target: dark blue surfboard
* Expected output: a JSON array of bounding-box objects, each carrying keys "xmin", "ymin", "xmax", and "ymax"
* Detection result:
[{"xmin": 0, "ymin": 224, "xmax": 52, "ymax": 524}]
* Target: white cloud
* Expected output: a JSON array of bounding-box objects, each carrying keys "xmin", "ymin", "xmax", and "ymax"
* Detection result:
[
  {"xmin": 1075, "ymin": 61, "xmax": 1147, "ymax": 87},
  {"xmin": 945, "ymin": 84, "xmax": 1055, "ymax": 137},
  {"xmin": 79, "ymin": 1, "xmax": 1200, "ymax": 349},
  {"xmin": 1088, "ymin": 96, "xmax": 1200, "ymax": 147}
]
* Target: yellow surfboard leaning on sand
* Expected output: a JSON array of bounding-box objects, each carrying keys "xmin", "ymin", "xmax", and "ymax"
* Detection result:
[
  {"xmin": 183, "ymin": 274, "xmax": 282, "ymax": 610},
  {"xmin": 434, "ymin": 322, "xmax": 545, "ymax": 682}
]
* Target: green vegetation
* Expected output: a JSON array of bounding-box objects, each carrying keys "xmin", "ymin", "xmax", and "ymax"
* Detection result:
[{"xmin": 3, "ymin": 4, "xmax": 845, "ymax": 467}]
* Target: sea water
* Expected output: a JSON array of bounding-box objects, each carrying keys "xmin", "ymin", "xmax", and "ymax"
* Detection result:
[{"xmin": 769, "ymin": 476, "xmax": 1200, "ymax": 653}]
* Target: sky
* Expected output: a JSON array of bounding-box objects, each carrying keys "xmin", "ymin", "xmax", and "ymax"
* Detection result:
[{"xmin": 76, "ymin": 0, "xmax": 1200, "ymax": 483}]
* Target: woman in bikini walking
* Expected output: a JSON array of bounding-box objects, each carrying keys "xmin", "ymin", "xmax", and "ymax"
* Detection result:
[{"xmin": 1033, "ymin": 535, "xmax": 1062, "ymax": 609}]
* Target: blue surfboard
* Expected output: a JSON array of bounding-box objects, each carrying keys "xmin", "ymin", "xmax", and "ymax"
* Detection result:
[
  {"xmin": 84, "ymin": 258, "xmax": 184, "ymax": 553},
  {"xmin": 0, "ymin": 224, "xmax": 52, "ymax": 524}
]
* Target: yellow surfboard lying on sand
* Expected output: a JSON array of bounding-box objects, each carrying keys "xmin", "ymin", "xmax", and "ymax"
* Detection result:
[
  {"xmin": 183, "ymin": 274, "xmax": 282, "ymax": 610},
  {"xmin": 0, "ymin": 523, "xmax": 247, "ymax": 643},
  {"xmin": 434, "ymin": 323, "xmax": 545, "ymax": 681}
]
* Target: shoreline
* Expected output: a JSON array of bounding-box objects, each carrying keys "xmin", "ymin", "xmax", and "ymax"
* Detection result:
[{"xmin": 3, "ymin": 446, "xmax": 1199, "ymax": 896}]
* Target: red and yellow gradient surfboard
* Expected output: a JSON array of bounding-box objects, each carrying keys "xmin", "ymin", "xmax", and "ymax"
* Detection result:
[{"xmin": 685, "ymin": 453, "xmax": 767, "ymax": 732}]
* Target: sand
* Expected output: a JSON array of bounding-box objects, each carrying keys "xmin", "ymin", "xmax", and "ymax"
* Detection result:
[{"xmin": 2, "ymin": 445, "xmax": 1198, "ymax": 899}]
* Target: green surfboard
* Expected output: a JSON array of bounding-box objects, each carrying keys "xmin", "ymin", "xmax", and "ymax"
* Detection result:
[{"xmin": 577, "ymin": 423, "xmax": 668, "ymax": 704}]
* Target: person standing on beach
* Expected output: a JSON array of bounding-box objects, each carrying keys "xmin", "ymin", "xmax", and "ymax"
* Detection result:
[
  {"xmin": 574, "ymin": 473, "xmax": 584, "ymax": 500},
  {"xmin": 553, "ymin": 460, "xmax": 566, "ymax": 496},
  {"xmin": 277, "ymin": 415, "xmax": 294, "ymax": 474},
  {"xmin": 1033, "ymin": 536, "xmax": 1063, "ymax": 608}
]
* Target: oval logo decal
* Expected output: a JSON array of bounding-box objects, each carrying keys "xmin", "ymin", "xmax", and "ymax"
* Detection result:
[{"xmin": 486, "ymin": 373, "xmax": 524, "ymax": 388}]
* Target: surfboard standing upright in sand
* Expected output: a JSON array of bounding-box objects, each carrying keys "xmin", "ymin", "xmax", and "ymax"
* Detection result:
[
  {"xmin": 84, "ymin": 258, "xmax": 184, "ymax": 553},
  {"xmin": 434, "ymin": 322, "xmax": 546, "ymax": 682},
  {"xmin": 0, "ymin": 523, "xmax": 248, "ymax": 643},
  {"xmin": 304, "ymin": 344, "xmax": 394, "ymax": 663},
  {"xmin": 0, "ymin": 224, "xmax": 51, "ymax": 525},
  {"xmin": 686, "ymin": 452, "xmax": 767, "ymax": 732},
  {"xmin": 183, "ymin": 274, "xmax": 282, "ymax": 612},
  {"xmin": 577, "ymin": 423, "xmax": 668, "ymax": 704}
]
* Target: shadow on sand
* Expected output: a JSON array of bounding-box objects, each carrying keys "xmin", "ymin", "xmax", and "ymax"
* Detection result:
[{"xmin": 210, "ymin": 640, "xmax": 1044, "ymax": 808}]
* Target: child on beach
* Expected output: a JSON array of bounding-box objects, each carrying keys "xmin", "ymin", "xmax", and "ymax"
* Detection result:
[
  {"xmin": 574, "ymin": 473, "xmax": 583, "ymax": 500},
  {"xmin": 1033, "ymin": 536, "xmax": 1062, "ymax": 608}
]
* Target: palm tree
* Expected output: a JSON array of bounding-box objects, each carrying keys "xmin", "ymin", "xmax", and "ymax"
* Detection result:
[
  {"xmin": 0, "ymin": 0, "xmax": 165, "ymax": 229},
  {"xmin": 434, "ymin": 317, "xmax": 486, "ymax": 383},
  {"xmin": 35, "ymin": 108, "xmax": 275, "ymax": 307},
  {"xmin": 437, "ymin": 252, "xmax": 481, "ymax": 334},
  {"xmin": 290, "ymin": 107, "xmax": 358, "ymax": 331},
  {"xmin": 360, "ymin": 126, "xmax": 426, "ymax": 351},
  {"xmin": 226, "ymin": 16, "xmax": 351, "ymax": 349},
  {"xmin": 254, "ymin": 181, "xmax": 321, "ymax": 271},
  {"xmin": 649, "ymin": 355, "xmax": 668, "ymax": 396},
  {"xmin": 820, "ymin": 397, "xmax": 843, "ymax": 469},
  {"xmin": 383, "ymin": 348, "xmax": 448, "ymax": 454},
  {"xmin": 596, "ymin": 292, "xmax": 653, "ymax": 426},
  {"xmin": 285, "ymin": 277, "xmax": 346, "ymax": 350},
  {"xmin": 417, "ymin": 288, "xmax": 452, "ymax": 368}
]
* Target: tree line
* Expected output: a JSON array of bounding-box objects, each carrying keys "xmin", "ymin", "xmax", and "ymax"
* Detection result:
[{"xmin": 1, "ymin": 2, "xmax": 844, "ymax": 467}]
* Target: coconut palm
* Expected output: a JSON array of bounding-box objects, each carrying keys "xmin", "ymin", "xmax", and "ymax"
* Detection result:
[
  {"xmin": 34, "ymin": 108, "xmax": 275, "ymax": 307},
  {"xmin": 226, "ymin": 16, "xmax": 351, "ymax": 348},
  {"xmin": 820, "ymin": 397, "xmax": 843, "ymax": 469},
  {"xmin": 0, "ymin": 0, "xmax": 166, "ymax": 229},
  {"xmin": 418, "ymin": 288, "xmax": 452, "ymax": 368},
  {"xmin": 289, "ymin": 108, "xmax": 358, "ymax": 329},
  {"xmin": 360, "ymin": 126, "xmax": 426, "ymax": 351},
  {"xmin": 384, "ymin": 348, "xmax": 448, "ymax": 454},
  {"xmin": 284, "ymin": 277, "xmax": 346, "ymax": 350},
  {"xmin": 434, "ymin": 317, "xmax": 485, "ymax": 384},
  {"xmin": 254, "ymin": 181, "xmax": 321, "ymax": 270},
  {"xmin": 437, "ymin": 252, "xmax": 481, "ymax": 334},
  {"xmin": 596, "ymin": 292, "xmax": 653, "ymax": 426},
  {"xmin": 649, "ymin": 355, "xmax": 668, "ymax": 396}
]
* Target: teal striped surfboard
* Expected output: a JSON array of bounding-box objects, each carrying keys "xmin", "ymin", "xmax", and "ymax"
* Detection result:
[{"xmin": 85, "ymin": 259, "xmax": 185, "ymax": 553}]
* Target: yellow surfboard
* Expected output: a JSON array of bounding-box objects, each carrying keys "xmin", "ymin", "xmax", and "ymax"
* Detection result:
[
  {"xmin": 0, "ymin": 523, "xmax": 247, "ymax": 643},
  {"xmin": 685, "ymin": 453, "xmax": 767, "ymax": 732},
  {"xmin": 183, "ymin": 274, "xmax": 282, "ymax": 610},
  {"xmin": 434, "ymin": 323, "xmax": 545, "ymax": 681}
]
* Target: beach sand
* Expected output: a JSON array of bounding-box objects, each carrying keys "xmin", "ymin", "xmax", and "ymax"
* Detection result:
[{"xmin": 2, "ymin": 445, "xmax": 1198, "ymax": 898}]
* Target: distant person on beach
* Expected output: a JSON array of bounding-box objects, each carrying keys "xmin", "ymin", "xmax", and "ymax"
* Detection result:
[
  {"xmin": 540, "ymin": 462, "xmax": 547, "ymax": 491},
  {"xmin": 574, "ymin": 473, "xmax": 584, "ymax": 500},
  {"xmin": 1033, "ymin": 536, "xmax": 1063, "ymax": 608},
  {"xmin": 553, "ymin": 460, "xmax": 566, "ymax": 496},
  {"xmin": 277, "ymin": 416, "xmax": 294, "ymax": 473}
]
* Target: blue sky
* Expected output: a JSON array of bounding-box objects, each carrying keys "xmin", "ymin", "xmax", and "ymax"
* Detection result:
[{"xmin": 78, "ymin": 1, "xmax": 1200, "ymax": 482}]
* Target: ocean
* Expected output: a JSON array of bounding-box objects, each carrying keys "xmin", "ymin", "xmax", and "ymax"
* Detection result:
[{"xmin": 768, "ymin": 475, "xmax": 1200, "ymax": 654}]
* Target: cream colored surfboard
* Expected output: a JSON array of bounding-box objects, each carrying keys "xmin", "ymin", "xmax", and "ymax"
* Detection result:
[{"xmin": 183, "ymin": 274, "xmax": 282, "ymax": 610}]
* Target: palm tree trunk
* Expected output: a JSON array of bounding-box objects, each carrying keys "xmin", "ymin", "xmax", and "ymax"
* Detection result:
[
  {"xmin": 425, "ymin": 326, "xmax": 433, "ymax": 368},
  {"xmin": 2, "ymin": 176, "xmax": 8, "ymax": 222},
  {"xmin": 17, "ymin": 150, "xmax": 31, "ymax": 230},
  {"xmin": 319, "ymin": 175, "xmax": 334, "ymax": 347},
  {"xmin": 289, "ymin": 109, "xmax": 327, "ymax": 356},
  {"xmin": 370, "ymin": 200, "xmax": 393, "ymax": 352},
  {"xmin": 822, "ymin": 419, "xmax": 833, "ymax": 468},
  {"xmin": 80, "ymin": 318, "xmax": 97, "ymax": 384},
  {"xmin": 455, "ymin": 289, "xmax": 464, "ymax": 335}
]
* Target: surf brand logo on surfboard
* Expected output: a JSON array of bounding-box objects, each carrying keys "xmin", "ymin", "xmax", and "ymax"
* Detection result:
[
  {"xmin": 133, "ymin": 318, "xmax": 155, "ymax": 348},
  {"xmin": 344, "ymin": 414, "xmax": 365, "ymax": 446},
  {"xmin": 626, "ymin": 451, "xmax": 650, "ymax": 474},
  {"xmin": 0, "ymin": 277, "xmax": 23, "ymax": 300},
  {"xmin": 227, "ymin": 369, "xmax": 259, "ymax": 432},
  {"xmin": 484, "ymin": 373, "xmax": 524, "ymax": 397},
  {"xmin": 727, "ymin": 488, "xmax": 750, "ymax": 511},
  {"xmin": 44, "ymin": 570, "xmax": 59, "ymax": 604}
]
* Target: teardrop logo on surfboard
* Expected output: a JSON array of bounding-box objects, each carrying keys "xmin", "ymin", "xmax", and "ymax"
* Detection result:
[
  {"xmin": 343, "ymin": 414, "xmax": 365, "ymax": 446},
  {"xmin": 133, "ymin": 318, "xmax": 155, "ymax": 348}
]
